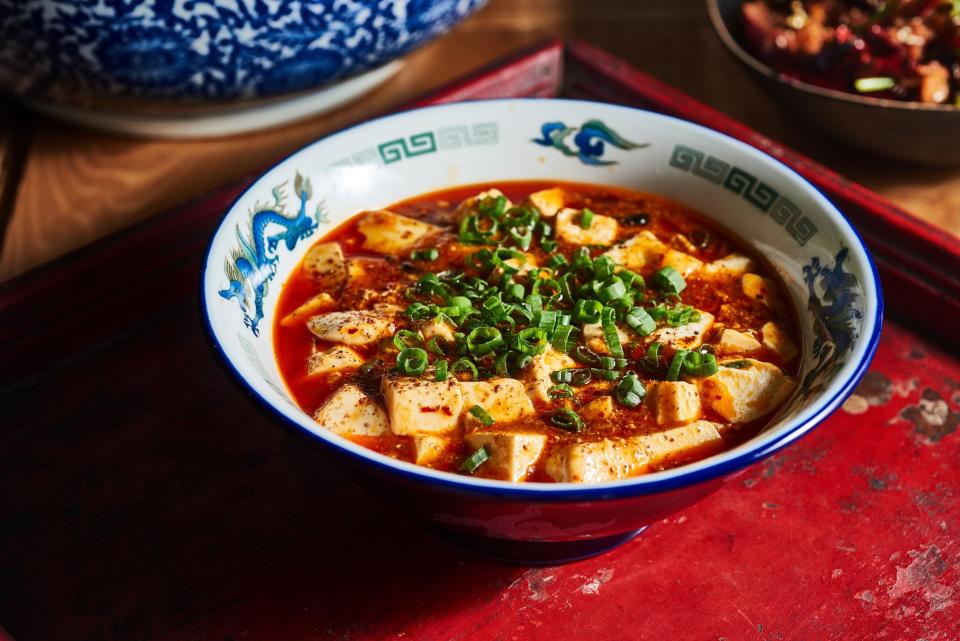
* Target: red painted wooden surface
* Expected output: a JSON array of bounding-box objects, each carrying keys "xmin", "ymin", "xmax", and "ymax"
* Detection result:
[{"xmin": 1, "ymin": 42, "xmax": 958, "ymax": 641}]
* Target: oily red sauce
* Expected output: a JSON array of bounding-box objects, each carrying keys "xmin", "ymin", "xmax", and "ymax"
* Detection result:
[{"xmin": 274, "ymin": 181, "xmax": 802, "ymax": 481}]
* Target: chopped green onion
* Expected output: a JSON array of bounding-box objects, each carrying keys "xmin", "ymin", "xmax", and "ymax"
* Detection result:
[
  {"xmin": 465, "ymin": 326, "xmax": 503, "ymax": 356},
  {"xmin": 600, "ymin": 307, "xmax": 624, "ymax": 358},
  {"xmin": 590, "ymin": 368, "xmax": 619, "ymax": 381},
  {"xmin": 426, "ymin": 336, "xmax": 447, "ymax": 355},
  {"xmin": 541, "ymin": 240, "xmax": 558, "ymax": 253},
  {"xmin": 572, "ymin": 344, "xmax": 601, "ymax": 366},
  {"xmin": 451, "ymin": 357, "xmax": 479, "ymax": 380},
  {"xmin": 508, "ymin": 227, "xmax": 533, "ymax": 250},
  {"xmin": 410, "ymin": 248, "xmax": 439, "ymax": 261},
  {"xmin": 653, "ymin": 266, "xmax": 686, "ymax": 295},
  {"xmin": 434, "ymin": 358, "xmax": 449, "ymax": 381},
  {"xmin": 573, "ymin": 299, "xmax": 603, "ymax": 324},
  {"xmin": 536, "ymin": 310, "xmax": 559, "ymax": 335},
  {"xmin": 592, "ymin": 256, "xmax": 615, "ymax": 280},
  {"xmin": 579, "ymin": 208, "xmax": 595, "ymax": 229},
  {"xmin": 393, "ymin": 329, "xmax": 423, "ymax": 351},
  {"xmin": 645, "ymin": 341, "xmax": 663, "ymax": 369},
  {"xmin": 551, "ymin": 324, "xmax": 578, "ymax": 352},
  {"xmin": 469, "ymin": 405, "xmax": 496, "ymax": 427},
  {"xmin": 666, "ymin": 349, "xmax": 690, "ymax": 381},
  {"xmin": 459, "ymin": 446, "xmax": 490, "ymax": 474},
  {"xmin": 551, "ymin": 367, "xmax": 592, "ymax": 386},
  {"xmin": 359, "ymin": 358, "xmax": 383, "ymax": 376},
  {"xmin": 512, "ymin": 327, "xmax": 549, "ymax": 356},
  {"xmin": 494, "ymin": 351, "xmax": 511, "ymax": 376},
  {"xmin": 397, "ymin": 347, "xmax": 428, "ymax": 376},
  {"xmin": 615, "ymin": 374, "xmax": 646, "ymax": 408},
  {"xmin": 681, "ymin": 351, "xmax": 718, "ymax": 377},
  {"xmin": 854, "ymin": 76, "xmax": 895, "ymax": 93},
  {"xmin": 597, "ymin": 278, "xmax": 627, "ymax": 303},
  {"xmin": 550, "ymin": 408, "xmax": 585, "ymax": 432},
  {"xmin": 618, "ymin": 269, "xmax": 644, "ymax": 290},
  {"xmin": 548, "ymin": 383, "xmax": 575, "ymax": 399},
  {"xmin": 625, "ymin": 307, "xmax": 656, "ymax": 336},
  {"xmin": 547, "ymin": 254, "xmax": 569, "ymax": 270},
  {"xmin": 725, "ymin": 359, "xmax": 752, "ymax": 369}
]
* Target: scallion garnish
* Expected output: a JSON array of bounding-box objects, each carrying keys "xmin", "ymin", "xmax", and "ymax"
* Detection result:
[
  {"xmin": 625, "ymin": 307, "xmax": 656, "ymax": 336},
  {"xmin": 725, "ymin": 359, "xmax": 752, "ymax": 369},
  {"xmin": 548, "ymin": 383, "xmax": 575, "ymax": 399},
  {"xmin": 551, "ymin": 324, "xmax": 578, "ymax": 352},
  {"xmin": 426, "ymin": 336, "xmax": 447, "ymax": 355},
  {"xmin": 573, "ymin": 299, "xmax": 603, "ymax": 324},
  {"xmin": 653, "ymin": 266, "xmax": 686, "ymax": 295},
  {"xmin": 645, "ymin": 342, "xmax": 663, "ymax": 370},
  {"xmin": 397, "ymin": 347, "xmax": 428, "ymax": 376},
  {"xmin": 393, "ymin": 329, "xmax": 423, "ymax": 351},
  {"xmin": 615, "ymin": 374, "xmax": 645, "ymax": 408},
  {"xmin": 410, "ymin": 247, "xmax": 440, "ymax": 261},
  {"xmin": 854, "ymin": 76, "xmax": 895, "ymax": 93},
  {"xmin": 469, "ymin": 405, "xmax": 496, "ymax": 427},
  {"xmin": 665, "ymin": 349, "xmax": 690, "ymax": 381},
  {"xmin": 512, "ymin": 327, "xmax": 549, "ymax": 356},
  {"xmin": 451, "ymin": 357, "xmax": 479, "ymax": 380},
  {"xmin": 681, "ymin": 350, "xmax": 718, "ymax": 377},
  {"xmin": 579, "ymin": 208, "xmax": 595, "ymax": 229},
  {"xmin": 466, "ymin": 326, "xmax": 503, "ymax": 356},
  {"xmin": 434, "ymin": 358, "xmax": 449, "ymax": 381},
  {"xmin": 600, "ymin": 307, "xmax": 624, "ymax": 358},
  {"xmin": 460, "ymin": 446, "xmax": 490, "ymax": 474},
  {"xmin": 551, "ymin": 367, "xmax": 592, "ymax": 386},
  {"xmin": 550, "ymin": 408, "xmax": 585, "ymax": 432}
]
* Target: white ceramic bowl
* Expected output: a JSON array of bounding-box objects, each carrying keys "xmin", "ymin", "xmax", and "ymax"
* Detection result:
[{"xmin": 201, "ymin": 99, "xmax": 882, "ymax": 562}]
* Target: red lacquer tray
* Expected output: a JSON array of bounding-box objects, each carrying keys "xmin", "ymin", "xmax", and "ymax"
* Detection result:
[{"xmin": 1, "ymin": 41, "xmax": 958, "ymax": 641}]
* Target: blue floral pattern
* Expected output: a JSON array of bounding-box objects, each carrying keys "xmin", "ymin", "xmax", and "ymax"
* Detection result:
[
  {"xmin": 532, "ymin": 119, "xmax": 649, "ymax": 165},
  {"xmin": 0, "ymin": 0, "xmax": 485, "ymax": 101}
]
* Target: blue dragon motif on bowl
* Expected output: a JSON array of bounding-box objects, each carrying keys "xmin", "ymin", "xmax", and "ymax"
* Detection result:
[
  {"xmin": 801, "ymin": 246, "xmax": 863, "ymax": 394},
  {"xmin": 219, "ymin": 172, "xmax": 323, "ymax": 336},
  {"xmin": 0, "ymin": 0, "xmax": 485, "ymax": 102},
  {"xmin": 532, "ymin": 119, "xmax": 649, "ymax": 165}
]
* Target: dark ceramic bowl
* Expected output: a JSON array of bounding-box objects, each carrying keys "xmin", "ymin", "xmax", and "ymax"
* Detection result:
[
  {"xmin": 202, "ymin": 99, "xmax": 882, "ymax": 564},
  {"xmin": 707, "ymin": 0, "xmax": 960, "ymax": 166}
]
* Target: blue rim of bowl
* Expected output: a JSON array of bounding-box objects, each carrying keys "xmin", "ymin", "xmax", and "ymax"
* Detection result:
[{"xmin": 200, "ymin": 97, "xmax": 884, "ymax": 502}]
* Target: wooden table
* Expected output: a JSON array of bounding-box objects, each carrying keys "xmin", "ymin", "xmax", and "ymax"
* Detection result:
[{"xmin": 1, "ymin": 0, "xmax": 958, "ymax": 283}]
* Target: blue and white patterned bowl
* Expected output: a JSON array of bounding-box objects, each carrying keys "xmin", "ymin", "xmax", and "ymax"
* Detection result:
[
  {"xmin": 201, "ymin": 99, "xmax": 882, "ymax": 563},
  {"xmin": 0, "ymin": 0, "xmax": 485, "ymax": 135}
]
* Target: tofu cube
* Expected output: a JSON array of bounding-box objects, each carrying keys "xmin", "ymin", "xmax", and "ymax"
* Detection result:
[
  {"xmin": 527, "ymin": 187, "xmax": 565, "ymax": 217},
  {"xmin": 602, "ymin": 231, "xmax": 667, "ymax": 270},
  {"xmin": 356, "ymin": 210, "xmax": 442, "ymax": 254},
  {"xmin": 650, "ymin": 310, "xmax": 714, "ymax": 351},
  {"xmin": 465, "ymin": 431, "xmax": 547, "ymax": 481},
  {"xmin": 702, "ymin": 253, "xmax": 755, "ymax": 280},
  {"xmin": 453, "ymin": 188, "xmax": 512, "ymax": 222},
  {"xmin": 313, "ymin": 384, "xmax": 388, "ymax": 437},
  {"xmin": 413, "ymin": 435, "xmax": 450, "ymax": 466},
  {"xmin": 741, "ymin": 273, "xmax": 779, "ymax": 307},
  {"xmin": 302, "ymin": 242, "xmax": 347, "ymax": 291},
  {"xmin": 306, "ymin": 345, "xmax": 364, "ymax": 377},
  {"xmin": 579, "ymin": 395, "xmax": 617, "ymax": 423},
  {"xmin": 660, "ymin": 249, "xmax": 703, "ymax": 277},
  {"xmin": 646, "ymin": 381, "xmax": 701, "ymax": 425},
  {"xmin": 279, "ymin": 292, "xmax": 337, "ymax": 327},
  {"xmin": 717, "ymin": 328, "xmax": 762, "ymax": 355},
  {"xmin": 307, "ymin": 310, "xmax": 395, "ymax": 346},
  {"xmin": 698, "ymin": 359, "xmax": 796, "ymax": 423},
  {"xmin": 546, "ymin": 438, "xmax": 650, "ymax": 483},
  {"xmin": 555, "ymin": 208, "xmax": 619, "ymax": 246},
  {"xmin": 522, "ymin": 346, "xmax": 578, "ymax": 404},
  {"xmin": 761, "ymin": 322, "xmax": 799, "ymax": 362},
  {"xmin": 461, "ymin": 378, "xmax": 535, "ymax": 428},
  {"xmin": 381, "ymin": 376, "xmax": 464, "ymax": 435},
  {"xmin": 634, "ymin": 420, "xmax": 723, "ymax": 466},
  {"xmin": 582, "ymin": 322, "xmax": 632, "ymax": 355}
]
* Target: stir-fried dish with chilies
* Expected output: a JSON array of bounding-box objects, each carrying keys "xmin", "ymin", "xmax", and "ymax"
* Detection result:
[
  {"xmin": 274, "ymin": 182, "xmax": 801, "ymax": 483},
  {"xmin": 742, "ymin": 0, "xmax": 960, "ymax": 105}
]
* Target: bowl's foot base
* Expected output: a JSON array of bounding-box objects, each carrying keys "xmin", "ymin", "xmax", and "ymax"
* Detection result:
[
  {"xmin": 23, "ymin": 61, "xmax": 403, "ymax": 139},
  {"xmin": 433, "ymin": 526, "xmax": 649, "ymax": 566}
]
